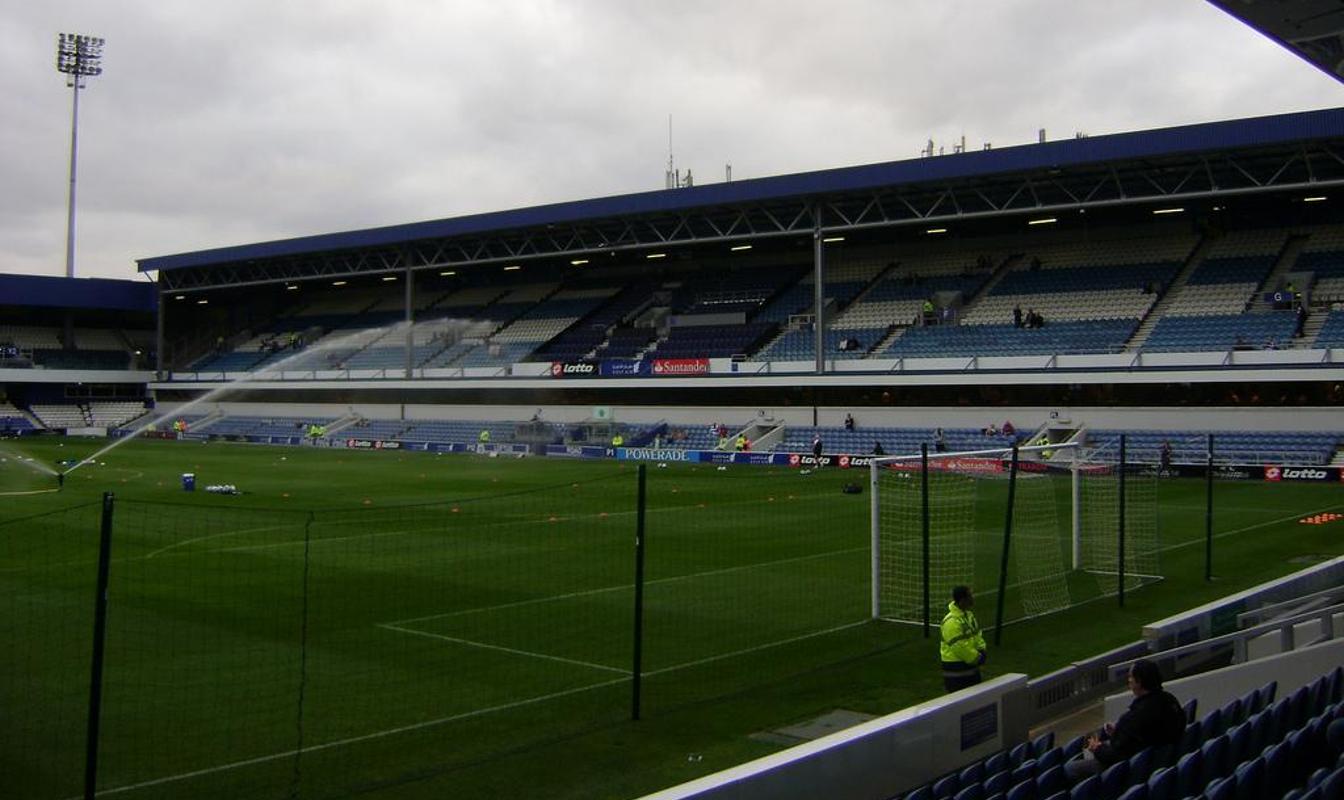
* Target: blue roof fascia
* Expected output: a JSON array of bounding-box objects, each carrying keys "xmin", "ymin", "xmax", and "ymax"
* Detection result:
[
  {"xmin": 0, "ymin": 274, "xmax": 158, "ymax": 312},
  {"xmin": 138, "ymin": 106, "xmax": 1344, "ymax": 274}
]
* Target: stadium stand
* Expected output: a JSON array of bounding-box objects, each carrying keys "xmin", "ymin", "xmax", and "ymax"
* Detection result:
[{"xmin": 1085, "ymin": 430, "xmax": 1339, "ymax": 466}]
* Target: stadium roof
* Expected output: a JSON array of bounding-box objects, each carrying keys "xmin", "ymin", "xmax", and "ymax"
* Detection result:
[
  {"xmin": 0, "ymin": 274, "xmax": 157, "ymax": 312},
  {"xmin": 140, "ymin": 107, "xmax": 1344, "ymax": 289},
  {"xmin": 1208, "ymin": 0, "xmax": 1344, "ymax": 84}
]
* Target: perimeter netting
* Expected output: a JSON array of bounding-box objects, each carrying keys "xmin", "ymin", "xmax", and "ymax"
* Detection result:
[
  {"xmin": 873, "ymin": 447, "xmax": 1075, "ymax": 628},
  {"xmin": 1076, "ymin": 442, "xmax": 1163, "ymax": 597}
]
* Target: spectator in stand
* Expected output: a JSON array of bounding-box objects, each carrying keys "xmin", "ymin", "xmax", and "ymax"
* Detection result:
[
  {"xmin": 1160, "ymin": 440, "xmax": 1172, "ymax": 470},
  {"xmin": 812, "ymin": 434, "xmax": 823, "ymax": 458},
  {"xmin": 983, "ymin": 422, "xmax": 999, "ymax": 437},
  {"xmin": 1002, "ymin": 420, "xmax": 1015, "ymax": 437},
  {"xmin": 1063, "ymin": 659, "xmax": 1184, "ymax": 782},
  {"xmin": 1012, "ymin": 305, "xmax": 1023, "ymax": 328},
  {"xmin": 843, "ymin": 413, "xmax": 855, "ymax": 431},
  {"xmin": 933, "ymin": 427, "xmax": 946, "ymax": 452},
  {"xmin": 872, "ymin": 441, "xmax": 885, "ymax": 456}
]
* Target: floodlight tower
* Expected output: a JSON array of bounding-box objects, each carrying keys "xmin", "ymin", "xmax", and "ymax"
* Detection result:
[{"xmin": 55, "ymin": 33, "xmax": 104, "ymax": 279}]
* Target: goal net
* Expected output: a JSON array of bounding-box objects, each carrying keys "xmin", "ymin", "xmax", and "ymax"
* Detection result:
[
  {"xmin": 870, "ymin": 439, "xmax": 1160, "ymax": 631},
  {"xmin": 1075, "ymin": 438, "xmax": 1163, "ymax": 597}
]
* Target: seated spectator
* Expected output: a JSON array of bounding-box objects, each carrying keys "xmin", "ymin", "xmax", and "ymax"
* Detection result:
[
  {"xmin": 844, "ymin": 413, "xmax": 855, "ymax": 431},
  {"xmin": 1064, "ymin": 659, "xmax": 1184, "ymax": 783},
  {"xmin": 1002, "ymin": 420, "xmax": 1016, "ymax": 436},
  {"xmin": 872, "ymin": 441, "xmax": 885, "ymax": 455},
  {"xmin": 982, "ymin": 422, "xmax": 998, "ymax": 436}
]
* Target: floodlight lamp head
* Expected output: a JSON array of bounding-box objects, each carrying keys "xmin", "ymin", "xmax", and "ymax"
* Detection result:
[{"xmin": 55, "ymin": 33, "xmax": 105, "ymax": 78}]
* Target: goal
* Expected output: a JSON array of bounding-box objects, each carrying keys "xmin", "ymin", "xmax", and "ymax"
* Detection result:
[{"xmin": 869, "ymin": 439, "xmax": 1160, "ymax": 633}]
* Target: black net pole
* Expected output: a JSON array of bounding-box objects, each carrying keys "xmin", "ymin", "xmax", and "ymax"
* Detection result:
[
  {"xmin": 1205, "ymin": 433, "xmax": 1214, "ymax": 581},
  {"xmin": 83, "ymin": 492, "xmax": 115, "ymax": 800},
  {"xmin": 288, "ymin": 512, "xmax": 315, "ymax": 797},
  {"xmin": 631, "ymin": 464, "xmax": 647, "ymax": 720},
  {"xmin": 993, "ymin": 446, "xmax": 1019, "ymax": 646},
  {"xmin": 921, "ymin": 443, "xmax": 931, "ymax": 638},
  {"xmin": 1118, "ymin": 434, "xmax": 1127, "ymax": 608}
]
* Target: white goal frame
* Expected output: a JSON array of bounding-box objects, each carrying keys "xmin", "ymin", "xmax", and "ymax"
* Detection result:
[{"xmin": 866, "ymin": 441, "xmax": 1081, "ymax": 621}]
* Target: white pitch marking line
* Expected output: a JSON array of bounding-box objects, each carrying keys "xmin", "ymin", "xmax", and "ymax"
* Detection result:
[
  {"xmin": 145, "ymin": 524, "xmax": 297, "ymax": 559},
  {"xmin": 387, "ymin": 545, "xmax": 868, "ymax": 626},
  {"xmin": 84, "ymin": 613, "xmax": 873, "ymax": 797},
  {"xmin": 645, "ymin": 619, "xmax": 870, "ymax": 676},
  {"xmin": 376, "ymin": 622, "xmax": 630, "ymax": 675},
  {"xmin": 1161, "ymin": 503, "xmax": 1344, "ymax": 552},
  {"xmin": 81, "ymin": 675, "xmax": 630, "ymax": 799}
]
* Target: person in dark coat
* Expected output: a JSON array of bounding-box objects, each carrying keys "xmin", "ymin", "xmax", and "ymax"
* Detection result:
[{"xmin": 1064, "ymin": 659, "xmax": 1184, "ymax": 782}]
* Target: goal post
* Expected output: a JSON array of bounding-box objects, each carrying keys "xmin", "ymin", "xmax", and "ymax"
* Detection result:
[{"xmin": 869, "ymin": 438, "xmax": 1161, "ymax": 636}]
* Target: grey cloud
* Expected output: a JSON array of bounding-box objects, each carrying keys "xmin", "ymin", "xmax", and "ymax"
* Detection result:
[{"xmin": 1, "ymin": 0, "xmax": 1339, "ymax": 279}]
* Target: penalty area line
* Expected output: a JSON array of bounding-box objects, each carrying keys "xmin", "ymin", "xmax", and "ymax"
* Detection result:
[
  {"xmin": 376, "ymin": 622, "xmax": 630, "ymax": 675},
  {"xmin": 78, "ymin": 676, "xmax": 630, "ymax": 799}
]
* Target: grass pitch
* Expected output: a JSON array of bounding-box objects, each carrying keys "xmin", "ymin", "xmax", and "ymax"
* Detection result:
[{"xmin": 2, "ymin": 436, "xmax": 1341, "ymax": 800}]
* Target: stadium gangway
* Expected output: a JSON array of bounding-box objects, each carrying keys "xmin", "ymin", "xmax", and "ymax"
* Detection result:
[
  {"xmin": 1236, "ymin": 585, "xmax": 1344, "ymax": 627},
  {"xmin": 1106, "ymin": 600, "xmax": 1344, "ymax": 679}
]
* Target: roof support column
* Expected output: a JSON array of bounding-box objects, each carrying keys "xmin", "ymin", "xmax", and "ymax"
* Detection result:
[
  {"xmin": 155, "ymin": 285, "xmax": 165, "ymax": 380},
  {"xmin": 813, "ymin": 204, "xmax": 825, "ymax": 375},
  {"xmin": 404, "ymin": 261, "xmax": 414, "ymax": 379}
]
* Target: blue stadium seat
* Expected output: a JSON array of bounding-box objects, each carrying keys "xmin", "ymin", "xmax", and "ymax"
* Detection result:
[
  {"xmin": 1200, "ymin": 708, "xmax": 1225, "ymax": 743},
  {"xmin": 1179, "ymin": 722, "xmax": 1201, "ymax": 757},
  {"xmin": 985, "ymin": 752, "xmax": 1010, "ymax": 776},
  {"xmin": 1009, "ymin": 759, "xmax": 1037, "ymax": 786},
  {"xmin": 1068, "ymin": 775, "xmax": 1098, "ymax": 800},
  {"xmin": 962, "ymin": 763, "xmax": 986, "ymax": 786},
  {"xmin": 1033, "ymin": 732, "xmax": 1056, "ymax": 758},
  {"xmin": 1035, "ymin": 765, "xmax": 1067, "ymax": 798},
  {"xmin": 1263, "ymin": 743, "xmax": 1291, "ymax": 795},
  {"xmin": 1182, "ymin": 699, "xmax": 1204, "ymax": 726},
  {"xmin": 1062, "ymin": 735, "xmax": 1087, "ymax": 760},
  {"xmin": 1320, "ymin": 766, "xmax": 1344, "ymax": 800},
  {"xmin": 1175, "ymin": 750, "xmax": 1203, "ymax": 799},
  {"xmin": 1097, "ymin": 760, "xmax": 1128, "ymax": 800},
  {"xmin": 1038, "ymin": 748, "xmax": 1063, "ymax": 772},
  {"xmin": 1275, "ymin": 699, "xmax": 1298, "ymax": 744},
  {"xmin": 1145, "ymin": 765, "xmax": 1175, "ymax": 800},
  {"xmin": 1232, "ymin": 755, "xmax": 1264, "ymax": 800},
  {"xmin": 1201, "ymin": 734, "xmax": 1230, "ymax": 786},
  {"xmin": 1204, "ymin": 774, "xmax": 1234, "ymax": 800},
  {"xmin": 1004, "ymin": 780, "xmax": 1033, "ymax": 800},
  {"xmin": 1115, "ymin": 783, "xmax": 1147, "ymax": 800},
  {"xmin": 1226, "ymin": 722, "xmax": 1250, "ymax": 766},
  {"xmin": 953, "ymin": 782, "xmax": 984, "ymax": 800},
  {"xmin": 933, "ymin": 774, "xmax": 960, "ymax": 798},
  {"xmin": 1248, "ymin": 710, "xmax": 1273, "ymax": 755},
  {"xmin": 904, "ymin": 787, "xmax": 932, "ymax": 800},
  {"xmin": 984, "ymin": 770, "xmax": 1011, "ymax": 796},
  {"xmin": 1220, "ymin": 697, "xmax": 1244, "ymax": 728},
  {"xmin": 1252, "ymin": 681, "xmax": 1278, "ymax": 715},
  {"xmin": 1127, "ymin": 747, "xmax": 1154, "ymax": 784},
  {"xmin": 1010, "ymin": 742, "xmax": 1035, "ymax": 767}
]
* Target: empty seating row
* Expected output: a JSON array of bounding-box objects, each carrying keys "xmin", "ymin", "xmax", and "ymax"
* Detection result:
[
  {"xmin": 1142, "ymin": 313, "xmax": 1300, "ymax": 352},
  {"xmin": 900, "ymin": 666, "xmax": 1343, "ymax": 800},
  {"xmin": 886, "ymin": 320, "xmax": 1138, "ymax": 358}
]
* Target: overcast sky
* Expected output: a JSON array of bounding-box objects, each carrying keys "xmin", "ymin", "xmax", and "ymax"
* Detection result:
[{"xmin": 2, "ymin": 1, "xmax": 1341, "ymax": 282}]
